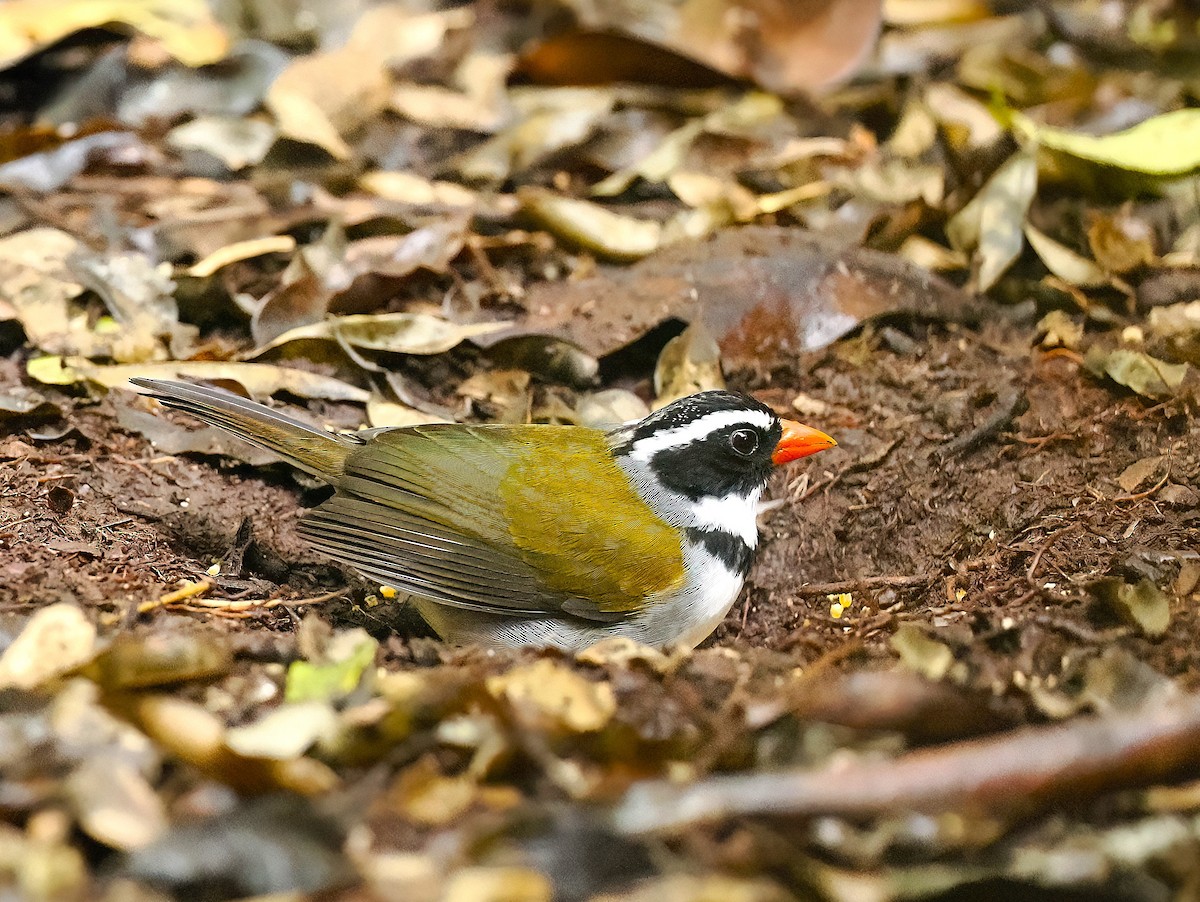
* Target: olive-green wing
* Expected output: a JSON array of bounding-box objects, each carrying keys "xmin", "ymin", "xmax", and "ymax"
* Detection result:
[{"xmin": 298, "ymin": 424, "xmax": 685, "ymax": 621}]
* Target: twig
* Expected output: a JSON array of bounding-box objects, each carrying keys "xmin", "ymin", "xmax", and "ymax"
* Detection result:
[
  {"xmin": 939, "ymin": 386, "xmax": 1026, "ymax": 460},
  {"xmin": 610, "ymin": 693, "xmax": 1200, "ymax": 833},
  {"xmin": 1026, "ymin": 523, "xmax": 1082, "ymax": 584},
  {"xmin": 138, "ymin": 578, "xmax": 214, "ymax": 613}
]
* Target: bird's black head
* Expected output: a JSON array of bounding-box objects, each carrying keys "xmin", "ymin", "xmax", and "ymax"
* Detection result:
[{"xmin": 615, "ymin": 391, "xmax": 787, "ymax": 501}]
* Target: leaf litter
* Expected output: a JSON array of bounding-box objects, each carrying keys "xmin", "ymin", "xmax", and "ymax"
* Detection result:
[{"xmin": 3, "ymin": 1, "xmax": 1200, "ymax": 899}]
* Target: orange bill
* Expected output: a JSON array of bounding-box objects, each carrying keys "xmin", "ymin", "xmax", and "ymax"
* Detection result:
[{"xmin": 772, "ymin": 419, "xmax": 837, "ymax": 465}]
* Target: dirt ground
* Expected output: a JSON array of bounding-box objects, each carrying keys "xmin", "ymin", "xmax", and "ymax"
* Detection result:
[{"xmin": 5, "ymin": 317, "xmax": 1196, "ymax": 687}]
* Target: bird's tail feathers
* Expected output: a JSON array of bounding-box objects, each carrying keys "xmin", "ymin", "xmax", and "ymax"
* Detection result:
[{"xmin": 129, "ymin": 377, "xmax": 351, "ymax": 480}]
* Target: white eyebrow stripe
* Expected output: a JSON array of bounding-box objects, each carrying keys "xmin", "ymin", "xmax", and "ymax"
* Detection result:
[{"xmin": 627, "ymin": 409, "xmax": 774, "ymax": 461}]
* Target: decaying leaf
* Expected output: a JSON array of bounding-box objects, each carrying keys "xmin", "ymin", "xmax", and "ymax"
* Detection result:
[
  {"xmin": 1117, "ymin": 455, "xmax": 1168, "ymax": 493},
  {"xmin": 185, "ymin": 235, "xmax": 296, "ymax": 279},
  {"xmin": 890, "ymin": 624, "xmax": 955, "ymax": 681},
  {"xmin": 266, "ymin": 6, "xmax": 470, "ymax": 158},
  {"xmin": 1091, "ymin": 578, "xmax": 1171, "ymax": 639},
  {"xmin": 519, "ymin": 0, "xmax": 881, "ymax": 95},
  {"xmin": 1083, "ymin": 347, "xmax": 1189, "ymax": 401}
]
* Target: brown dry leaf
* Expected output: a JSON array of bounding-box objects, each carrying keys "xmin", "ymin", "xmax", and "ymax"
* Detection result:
[
  {"xmin": 576, "ymin": 390, "xmax": 651, "ymax": 428},
  {"xmin": 68, "ymin": 250, "xmax": 190, "ymax": 363},
  {"xmin": 1087, "ymin": 209, "xmax": 1157, "ymax": 274},
  {"xmin": 1023, "ymin": 224, "xmax": 1109, "ymax": 288},
  {"xmin": 1117, "ymin": 455, "xmax": 1168, "ymax": 493},
  {"xmin": 389, "ymin": 757, "xmax": 479, "ymax": 826},
  {"xmin": 0, "ymin": 604, "xmax": 96, "ymax": 690},
  {"xmin": 884, "ymin": 0, "xmax": 992, "ymax": 25},
  {"xmin": 654, "ymin": 321, "xmax": 725, "ymax": 407},
  {"xmin": 521, "ymin": 0, "xmax": 881, "ymax": 94},
  {"xmin": 166, "ymin": 116, "xmax": 277, "ymax": 174},
  {"xmin": 251, "ymin": 222, "xmax": 469, "ymax": 346},
  {"xmin": 266, "ymin": 6, "xmax": 470, "ymax": 158},
  {"xmin": 519, "ymin": 226, "xmax": 973, "ymax": 367},
  {"xmin": 0, "ymin": 227, "xmax": 86, "ymax": 354},
  {"xmin": 487, "ymin": 659, "xmax": 616, "ymax": 733},
  {"xmin": 594, "ymin": 92, "xmax": 783, "ymax": 197},
  {"xmin": 367, "ymin": 397, "xmax": 451, "ymax": 429},
  {"xmin": 455, "ymin": 88, "xmax": 614, "ymax": 183},
  {"xmin": 29, "ymin": 356, "xmax": 371, "ymax": 403},
  {"xmin": 67, "ymin": 756, "xmax": 167, "ymax": 851},
  {"xmin": 360, "ymin": 172, "xmax": 477, "ymax": 208},
  {"xmin": 0, "ymin": 0, "xmax": 228, "ymax": 70}
]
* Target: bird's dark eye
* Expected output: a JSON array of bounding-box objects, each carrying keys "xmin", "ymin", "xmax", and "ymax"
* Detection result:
[{"xmin": 730, "ymin": 429, "xmax": 758, "ymax": 456}]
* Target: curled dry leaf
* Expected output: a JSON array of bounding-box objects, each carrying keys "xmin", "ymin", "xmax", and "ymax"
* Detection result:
[
  {"xmin": 653, "ymin": 321, "xmax": 725, "ymax": 408},
  {"xmin": 947, "ymin": 151, "xmax": 1038, "ymax": 292},
  {"xmin": 1082, "ymin": 347, "xmax": 1189, "ymax": 401},
  {"xmin": 251, "ymin": 312, "xmax": 509, "ymax": 359},
  {"xmin": 28, "ymin": 356, "xmax": 371, "ymax": 403},
  {"xmin": 519, "ymin": 187, "xmax": 662, "ymax": 261},
  {"xmin": 185, "ymin": 235, "xmax": 297, "ymax": 279}
]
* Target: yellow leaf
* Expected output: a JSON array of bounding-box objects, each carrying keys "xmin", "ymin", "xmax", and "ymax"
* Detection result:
[{"xmin": 1014, "ymin": 109, "xmax": 1200, "ymax": 177}]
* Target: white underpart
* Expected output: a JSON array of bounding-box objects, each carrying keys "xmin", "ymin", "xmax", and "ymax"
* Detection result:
[{"xmin": 625, "ymin": 409, "xmax": 775, "ymax": 463}]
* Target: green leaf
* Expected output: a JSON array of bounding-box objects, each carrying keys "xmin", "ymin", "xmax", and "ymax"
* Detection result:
[
  {"xmin": 1014, "ymin": 109, "xmax": 1200, "ymax": 177},
  {"xmin": 1083, "ymin": 347, "xmax": 1189, "ymax": 400},
  {"xmin": 285, "ymin": 632, "xmax": 378, "ymax": 703}
]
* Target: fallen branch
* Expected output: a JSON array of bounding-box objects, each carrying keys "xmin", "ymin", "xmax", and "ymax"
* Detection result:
[{"xmin": 610, "ymin": 694, "xmax": 1200, "ymax": 834}]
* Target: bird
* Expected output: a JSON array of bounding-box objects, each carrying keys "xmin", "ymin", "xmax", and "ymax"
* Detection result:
[{"xmin": 130, "ymin": 378, "xmax": 835, "ymax": 650}]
